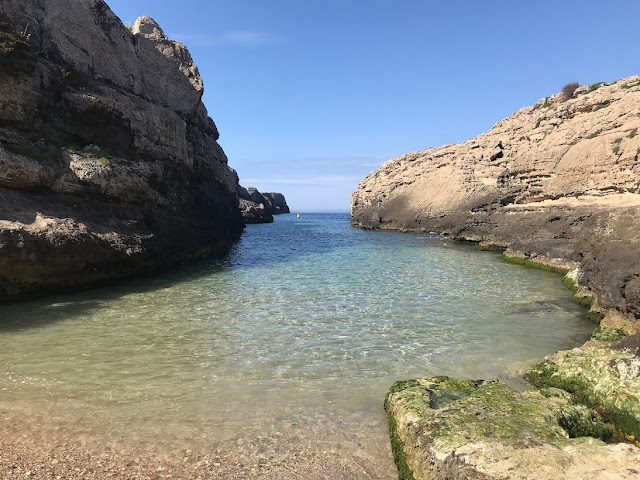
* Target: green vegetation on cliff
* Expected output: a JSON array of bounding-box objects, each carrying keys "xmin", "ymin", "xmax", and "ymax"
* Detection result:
[{"xmin": 0, "ymin": 22, "xmax": 35, "ymax": 76}]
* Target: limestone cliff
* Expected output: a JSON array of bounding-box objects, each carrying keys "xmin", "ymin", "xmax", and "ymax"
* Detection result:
[
  {"xmin": 238, "ymin": 186, "xmax": 290, "ymax": 224},
  {"xmin": 0, "ymin": 0, "xmax": 244, "ymax": 300},
  {"xmin": 353, "ymin": 77, "xmax": 640, "ymax": 479},
  {"xmin": 352, "ymin": 76, "xmax": 640, "ymax": 321},
  {"xmin": 261, "ymin": 191, "xmax": 290, "ymax": 215}
]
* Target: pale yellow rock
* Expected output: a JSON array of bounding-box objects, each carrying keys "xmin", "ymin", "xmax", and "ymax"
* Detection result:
[{"xmin": 351, "ymin": 76, "xmax": 640, "ymax": 319}]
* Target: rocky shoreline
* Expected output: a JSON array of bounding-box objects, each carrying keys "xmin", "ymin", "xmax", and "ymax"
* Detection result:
[
  {"xmin": 352, "ymin": 77, "xmax": 640, "ymax": 478},
  {"xmin": 381, "ymin": 257, "xmax": 640, "ymax": 479}
]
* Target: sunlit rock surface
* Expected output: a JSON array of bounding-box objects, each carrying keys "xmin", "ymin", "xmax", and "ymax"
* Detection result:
[
  {"xmin": 353, "ymin": 78, "xmax": 640, "ymax": 478},
  {"xmin": 352, "ymin": 77, "xmax": 640, "ymax": 319},
  {"xmin": 386, "ymin": 377, "xmax": 640, "ymax": 479}
]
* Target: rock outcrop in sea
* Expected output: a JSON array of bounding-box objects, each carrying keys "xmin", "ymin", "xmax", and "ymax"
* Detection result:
[
  {"xmin": 238, "ymin": 186, "xmax": 290, "ymax": 224},
  {"xmin": 0, "ymin": 0, "xmax": 245, "ymax": 300},
  {"xmin": 352, "ymin": 77, "xmax": 640, "ymax": 478}
]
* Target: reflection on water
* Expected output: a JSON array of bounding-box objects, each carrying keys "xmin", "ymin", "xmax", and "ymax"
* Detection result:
[{"xmin": 0, "ymin": 213, "xmax": 593, "ymax": 476}]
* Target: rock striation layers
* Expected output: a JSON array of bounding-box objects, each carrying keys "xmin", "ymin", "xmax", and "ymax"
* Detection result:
[
  {"xmin": 352, "ymin": 76, "xmax": 640, "ymax": 320},
  {"xmin": 352, "ymin": 77, "xmax": 640, "ymax": 479},
  {"xmin": 0, "ymin": 0, "xmax": 245, "ymax": 300},
  {"xmin": 238, "ymin": 186, "xmax": 290, "ymax": 224}
]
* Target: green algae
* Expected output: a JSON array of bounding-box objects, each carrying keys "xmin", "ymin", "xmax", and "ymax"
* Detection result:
[
  {"xmin": 503, "ymin": 254, "xmax": 569, "ymax": 274},
  {"xmin": 385, "ymin": 379, "xmax": 427, "ymax": 480},
  {"xmin": 591, "ymin": 326, "xmax": 627, "ymax": 342},
  {"xmin": 584, "ymin": 311, "xmax": 604, "ymax": 323},
  {"xmin": 385, "ymin": 403, "xmax": 413, "ymax": 480},
  {"xmin": 555, "ymin": 405, "xmax": 611, "ymax": 440},
  {"xmin": 561, "ymin": 276, "xmax": 604, "ymax": 322},
  {"xmin": 525, "ymin": 348, "xmax": 640, "ymax": 441},
  {"xmin": 501, "ymin": 255, "xmax": 604, "ymax": 322},
  {"xmin": 473, "ymin": 243, "xmax": 507, "ymax": 253},
  {"xmin": 474, "ymin": 249, "xmax": 602, "ymax": 322},
  {"xmin": 385, "ymin": 376, "xmax": 614, "ymax": 479}
]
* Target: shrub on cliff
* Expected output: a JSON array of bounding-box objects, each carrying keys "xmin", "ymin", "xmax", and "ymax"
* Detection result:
[
  {"xmin": 0, "ymin": 22, "xmax": 36, "ymax": 75},
  {"xmin": 561, "ymin": 82, "xmax": 580, "ymax": 101}
]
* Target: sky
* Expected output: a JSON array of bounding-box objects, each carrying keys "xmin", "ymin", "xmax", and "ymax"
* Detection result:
[{"xmin": 106, "ymin": 0, "xmax": 640, "ymax": 212}]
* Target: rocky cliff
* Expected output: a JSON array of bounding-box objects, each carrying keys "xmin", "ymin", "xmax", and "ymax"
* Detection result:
[
  {"xmin": 238, "ymin": 186, "xmax": 290, "ymax": 223},
  {"xmin": 352, "ymin": 76, "xmax": 640, "ymax": 320},
  {"xmin": 0, "ymin": 0, "xmax": 244, "ymax": 300},
  {"xmin": 352, "ymin": 77, "xmax": 640, "ymax": 479},
  {"xmin": 261, "ymin": 191, "xmax": 290, "ymax": 214}
]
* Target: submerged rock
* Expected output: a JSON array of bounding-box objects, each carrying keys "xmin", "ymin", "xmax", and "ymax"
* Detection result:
[
  {"xmin": 0, "ymin": 0, "xmax": 244, "ymax": 299},
  {"xmin": 385, "ymin": 376, "xmax": 640, "ymax": 480}
]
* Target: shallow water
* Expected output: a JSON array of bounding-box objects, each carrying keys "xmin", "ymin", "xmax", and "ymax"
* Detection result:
[{"xmin": 0, "ymin": 213, "xmax": 594, "ymax": 477}]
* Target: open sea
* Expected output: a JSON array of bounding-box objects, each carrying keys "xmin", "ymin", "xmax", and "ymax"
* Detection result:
[{"xmin": 0, "ymin": 213, "xmax": 594, "ymax": 478}]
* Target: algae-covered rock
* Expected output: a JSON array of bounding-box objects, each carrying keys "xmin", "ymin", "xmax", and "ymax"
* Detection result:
[
  {"xmin": 385, "ymin": 376, "xmax": 640, "ymax": 480},
  {"xmin": 526, "ymin": 338, "xmax": 640, "ymax": 442}
]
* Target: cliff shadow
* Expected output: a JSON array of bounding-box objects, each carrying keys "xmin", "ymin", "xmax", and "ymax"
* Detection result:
[{"xmin": 0, "ymin": 214, "xmax": 372, "ymax": 332}]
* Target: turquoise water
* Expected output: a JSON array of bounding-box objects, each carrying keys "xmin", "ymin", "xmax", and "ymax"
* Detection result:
[{"xmin": 0, "ymin": 213, "xmax": 593, "ymax": 476}]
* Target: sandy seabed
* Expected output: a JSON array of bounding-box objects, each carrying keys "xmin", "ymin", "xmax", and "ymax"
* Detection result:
[{"xmin": 0, "ymin": 410, "xmax": 397, "ymax": 480}]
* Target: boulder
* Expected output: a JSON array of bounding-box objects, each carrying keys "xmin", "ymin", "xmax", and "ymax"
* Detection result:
[{"xmin": 386, "ymin": 376, "xmax": 640, "ymax": 479}]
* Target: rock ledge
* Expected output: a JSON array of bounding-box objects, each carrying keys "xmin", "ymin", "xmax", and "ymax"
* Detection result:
[{"xmin": 386, "ymin": 376, "xmax": 640, "ymax": 480}]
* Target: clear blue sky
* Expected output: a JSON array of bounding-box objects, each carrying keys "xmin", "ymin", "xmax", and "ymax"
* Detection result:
[{"xmin": 107, "ymin": 0, "xmax": 639, "ymax": 212}]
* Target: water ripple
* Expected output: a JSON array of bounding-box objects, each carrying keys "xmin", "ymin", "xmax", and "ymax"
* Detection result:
[{"xmin": 0, "ymin": 213, "xmax": 593, "ymax": 459}]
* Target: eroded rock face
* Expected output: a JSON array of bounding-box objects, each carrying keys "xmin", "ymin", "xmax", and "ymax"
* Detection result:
[
  {"xmin": 0, "ymin": 0, "xmax": 244, "ymax": 299},
  {"xmin": 526, "ymin": 336, "xmax": 640, "ymax": 442},
  {"xmin": 262, "ymin": 192, "xmax": 290, "ymax": 214},
  {"xmin": 357, "ymin": 79, "xmax": 640, "ymax": 478},
  {"xmin": 386, "ymin": 377, "xmax": 640, "ymax": 480},
  {"xmin": 238, "ymin": 186, "xmax": 290, "ymax": 223},
  {"xmin": 351, "ymin": 77, "xmax": 640, "ymax": 320}
]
